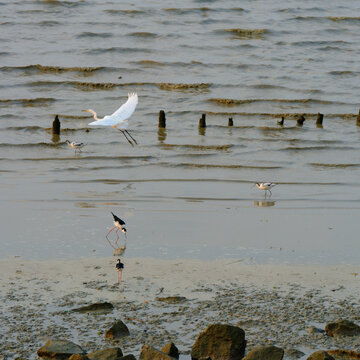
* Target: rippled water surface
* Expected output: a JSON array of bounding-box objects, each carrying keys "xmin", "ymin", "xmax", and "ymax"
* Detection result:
[{"xmin": 1, "ymin": 0, "xmax": 360, "ymax": 263}]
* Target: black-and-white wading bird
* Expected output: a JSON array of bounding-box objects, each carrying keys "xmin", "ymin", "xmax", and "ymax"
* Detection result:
[
  {"xmin": 84, "ymin": 93, "xmax": 138, "ymax": 146},
  {"xmin": 255, "ymin": 182, "xmax": 277, "ymax": 197},
  {"xmin": 106, "ymin": 212, "xmax": 127, "ymax": 248},
  {"xmin": 65, "ymin": 140, "xmax": 85, "ymax": 152}
]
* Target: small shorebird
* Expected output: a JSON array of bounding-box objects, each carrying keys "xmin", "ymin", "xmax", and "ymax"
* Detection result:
[
  {"xmin": 84, "ymin": 92, "xmax": 138, "ymax": 146},
  {"xmin": 65, "ymin": 140, "xmax": 84, "ymax": 152},
  {"xmin": 116, "ymin": 258, "xmax": 124, "ymax": 285},
  {"xmin": 255, "ymin": 182, "xmax": 277, "ymax": 197},
  {"xmin": 106, "ymin": 212, "xmax": 127, "ymax": 248}
]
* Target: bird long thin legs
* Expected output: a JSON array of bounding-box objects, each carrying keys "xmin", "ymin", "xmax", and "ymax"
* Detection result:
[{"xmin": 116, "ymin": 128, "xmax": 136, "ymax": 146}]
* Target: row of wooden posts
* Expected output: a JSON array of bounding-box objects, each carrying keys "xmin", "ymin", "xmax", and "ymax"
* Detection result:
[
  {"xmin": 52, "ymin": 110, "xmax": 360, "ymax": 135},
  {"xmin": 159, "ymin": 110, "xmax": 227, "ymax": 129},
  {"xmin": 159, "ymin": 110, "xmax": 360, "ymax": 128}
]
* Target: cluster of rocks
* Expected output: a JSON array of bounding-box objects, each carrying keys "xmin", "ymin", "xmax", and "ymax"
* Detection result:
[
  {"xmin": 37, "ymin": 340, "xmax": 134, "ymax": 360},
  {"xmin": 34, "ymin": 320, "xmax": 360, "ymax": 360}
]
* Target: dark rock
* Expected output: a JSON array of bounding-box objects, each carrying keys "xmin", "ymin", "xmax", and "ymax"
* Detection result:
[
  {"xmin": 243, "ymin": 345, "xmax": 284, "ymax": 360},
  {"xmin": 277, "ymin": 116, "xmax": 284, "ymax": 126},
  {"xmin": 357, "ymin": 109, "xmax": 360, "ymax": 126},
  {"xmin": 119, "ymin": 356, "xmax": 136, "ymax": 360},
  {"xmin": 161, "ymin": 343, "xmax": 179, "ymax": 359},
  {"xmin": 325, "ymin": 320, "xmax": 360, "ymax": 337},
  {"xmin": 37, "ymin": 340, "xmax": 85, "ymax": 360},
  {"xmin": 68, "ymin": 356, "xmax": 89, "ymax": 360},
  {"xmin": 155, "ymin": 296, "xmax": 187, "ymax": 303},
  {"xmin": 285, "ymin": 349, "xmax": 306, "ymax": 359},
  {"xmin": 105, "ymin": 320, "xmax": 130, "ymax": 339},
  {"xmin": 87, "ymin": 347, "xmax": 123, "ymax": 360},
  {"xmin": 72, "ymin": 302, "xmax": 114, "ymax": 313},
  {"xmin": 191, "ymin": 323, "xmax": 246, "ymax": 360},
  {"xmin": 327, "ymin": 350, "xmax": 360, "ymax": 359},
  {"xmin": 307, "ymin": 351, "xmax": 335, "ymax": 360},
  {"xmin": 228, "ymin": 117, "xmax": 233, "ymax": 126},
  {"xmin": 139, "ymin": 345, "xmax": 176, "ymax": 360}
]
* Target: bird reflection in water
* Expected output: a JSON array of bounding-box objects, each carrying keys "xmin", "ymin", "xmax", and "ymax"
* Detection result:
[
  {"xmin": 254, "ymin": 200, "xmax": 276, "ymax": 208},
  {"xmin": 113, "ymin": 246, "xmax": 126, "ymax": 257}
]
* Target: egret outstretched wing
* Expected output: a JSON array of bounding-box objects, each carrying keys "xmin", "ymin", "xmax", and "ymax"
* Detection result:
[
  {"xmin": 110, "ymin": 93, "xmax": 138, "ymax": 123},
  {"xmin": 88, "ymin": 115, "xmax": 113, "ymax": 126}
]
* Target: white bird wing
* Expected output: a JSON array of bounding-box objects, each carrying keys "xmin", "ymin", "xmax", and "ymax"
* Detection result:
[
  {"xmin": 109, "ymin": 93, "xmax": 138, "ymax": 123},
  {"xmin": 88, "ymin": 115, "xmax": 114, "ymax": 126}
]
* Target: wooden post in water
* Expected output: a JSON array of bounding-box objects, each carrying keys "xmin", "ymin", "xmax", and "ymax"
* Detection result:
[
  {"xmin": 159, "ymin": 110, "xmax": 166, "ymax": 128},
  {"xmin": 356, "ymin": 109, "xmax": 360, "ymax": 126},
  {"xmin": 316, "ymin": 112, "xmax": 324, "ymax": 126},
  {"xmin": 296, "ymin": 115, "xmax": 305, "ymax": 126},
  {"xmin": 228, "ymin": 117, "xmax": 233, "ymax": 126},
  {"xmin": 52, "ymin": 115, "xmax": 60, "ymax": 135},
  {"xmin": 199, "ymin": 113, "xmax": 206, "ymax": 128}
]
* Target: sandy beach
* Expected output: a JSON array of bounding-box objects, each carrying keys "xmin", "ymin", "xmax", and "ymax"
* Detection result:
[{"xmin": 1, "ymin": 257, "xmax": 359, "ymax": 359}]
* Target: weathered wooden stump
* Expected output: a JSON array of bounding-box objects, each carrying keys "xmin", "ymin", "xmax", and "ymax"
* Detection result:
[
  {"xmin": 297, "ymin": 115, "xmax": 305, "ymax": 126},
  {"xmin": 316, "ymin": 112, "xmax": 324, "ymax": 126},
  {"xmin": 228, "ymin": 117, "xmax": 233, "ymax": 126},
  {"xmin": 52, "ymin": 115, "xmax": 60, "ymax": 135},
  {"xmin": 159, "ymin": 110, "xmax": 166, "ymax": 128},
  {"xmin": 199, "ymin": 113, "xmax": 206, "ymax": 128}
]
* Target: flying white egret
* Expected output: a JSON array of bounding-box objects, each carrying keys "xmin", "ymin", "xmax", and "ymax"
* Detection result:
[
  {"xmin": 65, "ymin": 140, "xmax": 85, "ymax": 152},
  {"xmin": 255, "ymin": 182, "xmax": 277, "ymax": 197},
  {"xmin": 84, "ymin": 92, "xmax": 138, "ymax": 145}
]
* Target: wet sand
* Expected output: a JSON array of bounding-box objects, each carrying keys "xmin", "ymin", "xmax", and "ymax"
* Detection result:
[{"xmin": 1, "ymin": 257, "xmax": 359, "ymax": 359}]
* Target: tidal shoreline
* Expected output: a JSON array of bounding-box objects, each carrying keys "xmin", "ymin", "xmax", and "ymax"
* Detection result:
[{"xmin": 0, "ymin": 257, "xmax": 359, "ymax": 359}]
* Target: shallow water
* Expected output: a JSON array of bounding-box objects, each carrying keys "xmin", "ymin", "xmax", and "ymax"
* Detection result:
[{"xmin": 1, "ymin": 0, "xmax": 360, "ymax": 264}]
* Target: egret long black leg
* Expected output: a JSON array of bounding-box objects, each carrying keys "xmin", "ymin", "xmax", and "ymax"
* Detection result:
[
  {"xmin": 119, "ymin": 129, "xmax": 134, "ymax": 146},
  {"xmin": 125, "ymin": 130, "xmax": 137, "ymax": 145}
]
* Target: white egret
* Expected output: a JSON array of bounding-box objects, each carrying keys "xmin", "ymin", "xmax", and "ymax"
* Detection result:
[
  {"xmin": 255, "ymin": 182, "xmax": 277, "ymax": 197},
  {"xmin": 65, "ymin": 140, "xmax": 85, "ymax": 152},
  {"xmin": 84, "ymin": 92, "xmax": 138, "ymax": 145}
]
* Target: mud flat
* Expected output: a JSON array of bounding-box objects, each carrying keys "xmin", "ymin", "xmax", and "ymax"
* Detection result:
[{"xmin": 0, "ymin": 257, "xmax": 359, "ymax": 359}]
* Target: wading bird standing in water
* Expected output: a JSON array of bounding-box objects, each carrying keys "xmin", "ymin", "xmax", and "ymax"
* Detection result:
[
  {"xmin": 106, "ymin": 212, "xmax": 127, "ymax": 249},
  {"xmin": 65, "ymin": 140, "xmax": 85, "ymax": 152},
  {"xmin": 84, "ymin": 93, "xmax": 138, "ymax": 146},
  {"xmin": 255, "ymin": 182, "xmax": 277, "ymax": 197}
]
